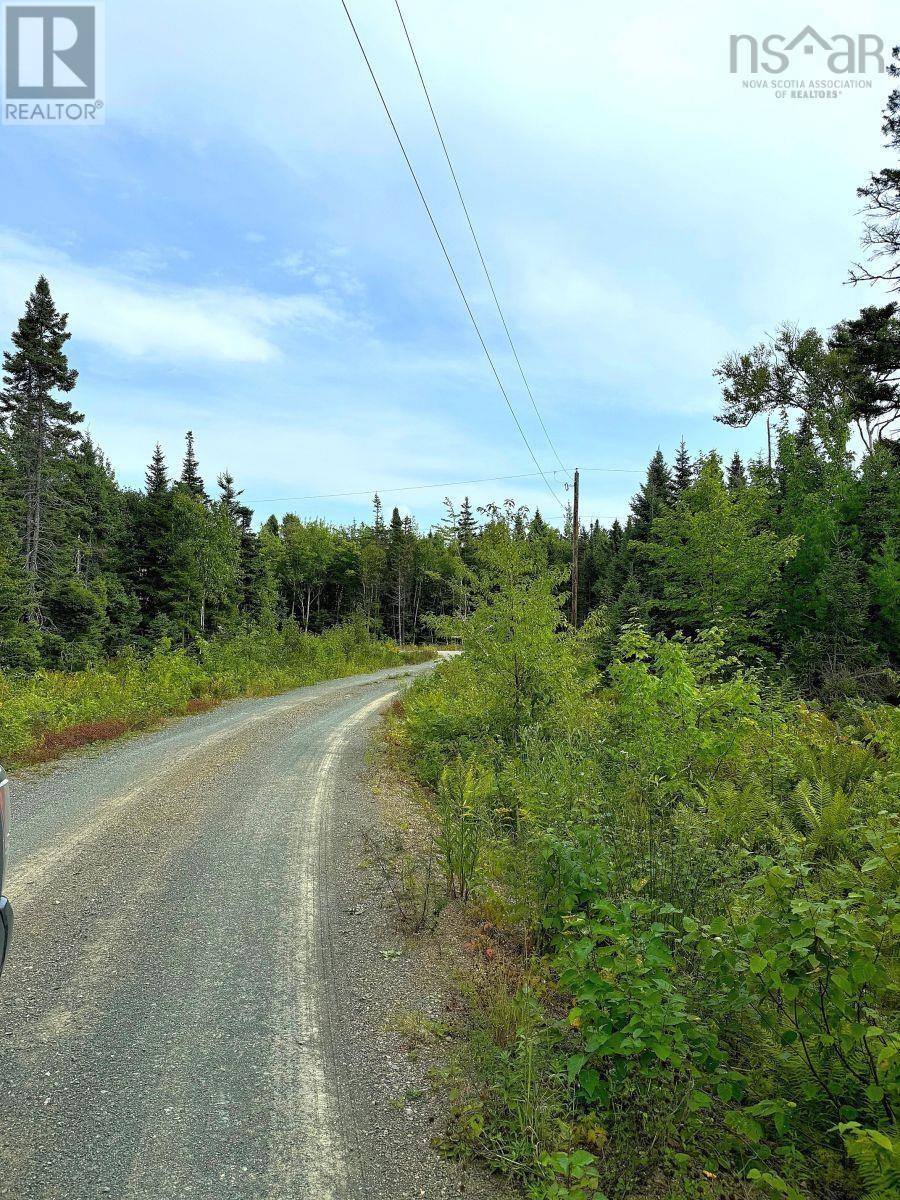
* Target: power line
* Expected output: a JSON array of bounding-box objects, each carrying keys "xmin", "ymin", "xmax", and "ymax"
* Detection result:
[
  {"xmin": 244, "ymin": 464, "xmax": 642, "ymax": 505},
  {"xmin": 339, "ymin": 0, "xmax": 564, "ymax": 510},
  {"xmin": 247, "ymin": 471, "xmax": 546, "ymax": 505},
  {"xmin": 391, "ymin": 0, "xmax": 567, "ymax": 474},
  {"xmin": 578, "ymin": 467, "xmax": 643, "ymax": 475}
]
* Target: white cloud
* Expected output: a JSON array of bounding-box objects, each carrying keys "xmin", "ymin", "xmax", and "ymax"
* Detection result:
[
  {"xmin": 277, "ymin": 248, "xmax": 366, "ymax": 299},
  {"xmin": 0, "ymin": 230, "xmax": 344, "ymax": 364}
]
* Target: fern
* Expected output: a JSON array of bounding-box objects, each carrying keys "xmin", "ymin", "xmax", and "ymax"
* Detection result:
[
  {"xmin": 788, "ymin": 775, "xmax": 856, "ymax": 860},
  {"xmin": 839, "ymin": 1124, "xmax": 900, "ymax": 1200}
]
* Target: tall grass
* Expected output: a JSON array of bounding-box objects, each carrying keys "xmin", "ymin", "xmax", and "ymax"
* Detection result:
[{"xmin": 0, "ymin": 622, "xmax": 430, "ymax": 768}]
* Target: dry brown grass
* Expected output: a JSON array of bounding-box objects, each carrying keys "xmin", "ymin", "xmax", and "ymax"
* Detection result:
[{"xmin": 25, "ymin": 718, "xmax": 135, "ymax": 764}]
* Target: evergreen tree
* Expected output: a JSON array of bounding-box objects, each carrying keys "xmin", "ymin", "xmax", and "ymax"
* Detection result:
[
  {"xmin": 715, "ymin": 314, "xmax": 900, "ymax": 453},
  {"xmin": 146, "ymin": 443, "xmax": 168, "ymax": 496},
  {"xmin": 0, "ymin": 270, "xmax": 895, "ymax": 697},
  {"xmin": 0, "ymin": 486, "xmax": 39, "ymax": 668},
  {"xmin": 828, "ymin": 304, "xmax": 900, "ymax": 448},
  {"xmin": 372, "ymin": 493, "xmax": 385, "ymax": 541},
  {"xmin": 44, "ymin": 437, "xmax": 138, "ymax": 664},
  {"xmin": 672, "ymin": 439, "xmax": 694, "ymax": 497},
  {"xmin": 529, "ymin": 509, "xmax": 550, "ymax": 544},
  {"xmin": 456, "ymin": 496, "xmax": 478, "ymax": 563},
  {"xmin": 644, "ymin": 454, "xmax": 796, "ymax": 655},
  {"xmin": 613, "ymin": 569, "xmax": 651, "ymax": 629},
  {"xmin": 252, "ymin": 520, "xmax": 282, "ymax": 625},
  {"xmin": 773, "ymin": 429, "xmax": 878, "ymax": 688},
  {"xmin": 136, "ymin": 443, "xmax": 174, "ymax": 629},
  {"xmin": 604, "ymin": 520, "xmax": 637, "ymax": 609},
  {"xmin": 629, "ymin": 450, "xmax": 673, "ymax": 539},
  {"xmin": 64, "ymin": 438, "xmax": 125, "ymax": 586},
  {"xmin": 869, "ymin": 536, "xmax": 900, "ymax": 658},
  {"xmin": 218, "ymin": 470, "xmax": 259, "ymax": 614},
  {"xmin": 179, "ymin": 430, "xmax": 206, "ymax": 500},
  {"xmin": 726, "ymin": 452, "xmax": 748, "ymax": 492},
  {"xmin": 217, "ymin": 470, "xmax": 242, "ymax": 518},
  {"xmin": 0, "ymin": 276, "xmax": 81, "ymax": 625},
  {"xmin": 575, "ymin": 523, "xmax": 598, "ymax": 623}
]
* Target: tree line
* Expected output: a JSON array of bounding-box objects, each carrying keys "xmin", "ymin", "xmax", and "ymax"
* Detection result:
[
  {"xmin": 2, "ymin": 49, "xmax": 899, "ymax": 688},
  {"xmin": 0, "ymin": 271, "xmax": 897, "ymax": 692},
  {"xmin": 0, "ymin": 283, "xmax": 464, "ymax": 671},
  {"xmin": 0, "ymin": 281, "xmax": 514, "ymax": 669}
]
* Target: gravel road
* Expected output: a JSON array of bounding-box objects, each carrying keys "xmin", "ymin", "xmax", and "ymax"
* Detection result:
[{"xmin": 0, "ymin": 663, "xmax": 494, "ymax": 1200}]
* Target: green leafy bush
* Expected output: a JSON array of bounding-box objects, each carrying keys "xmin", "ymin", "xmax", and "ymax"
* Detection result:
[{"xmin": 401, "ymin": 582, "xmax": 899, "ymax": 1198}]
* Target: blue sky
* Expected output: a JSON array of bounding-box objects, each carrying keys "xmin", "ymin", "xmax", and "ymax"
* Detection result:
[{"xmin": 0, "ymin": 0, "xmax": 895, "ymax": 529}]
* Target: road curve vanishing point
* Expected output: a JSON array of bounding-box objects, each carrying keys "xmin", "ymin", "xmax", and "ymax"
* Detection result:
[{"xmin": 0, "ymin": 663, "xmax": 435, "ymax": 1200}]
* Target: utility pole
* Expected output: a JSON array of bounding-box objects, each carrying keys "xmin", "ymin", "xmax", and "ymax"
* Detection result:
[{"xmin": 570, "ymin": 467, "xmax": 580, "ymax": 628}]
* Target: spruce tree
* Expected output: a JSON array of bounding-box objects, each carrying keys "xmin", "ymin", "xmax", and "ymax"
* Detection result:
[
  {"xmin": 456, "ymin": 496, "xmax": 478, "ymax": 562},
  {"xmin": 64, "ymin": 437, "xmax": 124, "ymax": 584},
  {"xmin": 529, "ymin": 509, "xmax": 549, "ymax": 540},
  {"xmin": 138, "ymin": 443, "xmax": 174, "ymax": 627},
  {"xmin": 0, "ymin": 276, "xmax": 82, "ymax": 625},
  {"xmin": 672, "ymin": 439, "xmax": 694, "ymax": 497},
  {"xmin": 146, "ymin": 443, "xmax": 168, "ymax": 497},
  {"xmin": 605, "ymin": 519, "xmax": 636, "ymax": 602},
  {"xmin": 0, "ymin": 484, "xmax": 38, "ymax": 667},
  {"xmin": 727, "ymin": 452, "xmax": 748, "ymax": 492},
  {"xmin": 629, "ymin": 450, "xmax": 673, "ymax": 538},
  {"xmin": 218, "ymin": 469, "xmax": 258, "ymax": 611},
  {"xmin": 217, "ymin": 470, "xmax": 242, "ymax": 519},
  {"xmin": 47, "ymin": 436, "xmax": 138, "ymax": 662},
  {"xmin": 179, "ymin": 430, "xmax": 207, "ymax": 500}
]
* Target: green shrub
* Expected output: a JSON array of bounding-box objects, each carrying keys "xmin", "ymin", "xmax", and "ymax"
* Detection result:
[{"xmin": 400, "ymin": 592, "xmax": 899, "ymax": 1198}]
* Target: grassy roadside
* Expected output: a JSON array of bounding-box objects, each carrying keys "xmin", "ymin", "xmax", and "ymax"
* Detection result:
[
  {"xmin": 375, "ymin": 703, "xmax": 553, "ymax": 1194},
  {"xmin": 0, "ymin": 623, "xmax": 433, "ymax": 770}
]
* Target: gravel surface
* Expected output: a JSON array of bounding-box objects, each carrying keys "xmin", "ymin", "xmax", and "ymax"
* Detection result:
[{"xmin": 0, "ymin": 663, "xmax": 500, "ymax": 1199}]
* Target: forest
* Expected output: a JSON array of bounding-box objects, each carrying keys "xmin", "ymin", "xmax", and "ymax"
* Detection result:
[{"xmin": 0, "ymin": 270, "xmax": 897, "ymax": 696}]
